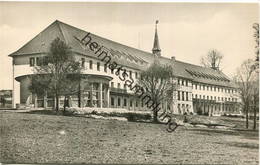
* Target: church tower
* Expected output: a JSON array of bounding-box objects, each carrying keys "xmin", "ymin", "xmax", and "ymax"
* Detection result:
[{"xmin": 152, "ymin": 20, "xmax": 161, "ymax": 56}]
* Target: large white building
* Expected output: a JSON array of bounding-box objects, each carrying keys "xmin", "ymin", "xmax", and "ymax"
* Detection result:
[{"xmin": 9, "ymin": 20, "xmax": 240, "ymax": 115}]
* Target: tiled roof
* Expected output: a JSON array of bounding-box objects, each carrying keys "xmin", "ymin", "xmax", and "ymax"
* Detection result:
[{"xmin": 9, "ymin": 20, "xmax": 236, "ymax": 88}]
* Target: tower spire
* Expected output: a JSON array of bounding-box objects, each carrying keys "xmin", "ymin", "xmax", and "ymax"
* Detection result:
[{"xmin": 152, "ymin": 20, "xmax": 161, "ymax": 56}]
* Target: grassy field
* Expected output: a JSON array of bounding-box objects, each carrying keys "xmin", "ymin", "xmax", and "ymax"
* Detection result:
[{"xmin": 0, "ymin": 111, "xmax": 259, "ymax": 164}]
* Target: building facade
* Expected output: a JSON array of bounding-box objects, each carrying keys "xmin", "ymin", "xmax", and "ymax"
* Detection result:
[{"xmin": 9, "ymin": 20, "xmax": 240, "ymax": 115}]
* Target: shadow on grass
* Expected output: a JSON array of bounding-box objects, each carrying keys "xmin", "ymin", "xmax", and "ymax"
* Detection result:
[
  {"xmin": 188, "ymin": 128, "xmax": 259, "ymax": 141},
  {"xmin": 227, "ymin": 142, "xmax": 259, "ymax": 149},
  {"xmin": 214, "ymin": 141, "xmax": 259, "ymax": 150}
]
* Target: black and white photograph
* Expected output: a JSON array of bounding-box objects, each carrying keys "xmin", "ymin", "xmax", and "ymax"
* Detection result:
[{"xmin": 0, "ymin": 1, "xmax": 259, "ymax": 164}]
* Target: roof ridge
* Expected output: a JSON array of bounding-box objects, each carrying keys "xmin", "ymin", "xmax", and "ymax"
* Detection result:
[{"xmin": 55, "ymin": 20, "xmax": 154, "ymax": 56}]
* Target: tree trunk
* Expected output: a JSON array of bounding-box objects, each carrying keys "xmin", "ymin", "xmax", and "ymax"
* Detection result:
[
  {"xmin": 253, "ymin": 102, "xmax": 257, "ymax": 130},
  {"xmin": 78, "ymin": 81, "xmax": 81, "ymax": 108},
  {"xmin": 63, "ymin": 96, "xmax": 67, "ymax": 112},
  {"xmin": 153, "ymin": 110, "xmax": 158, "ymax": 123},
  {"xmin": 55, "ymin": 94, "xmax": 59, "ymax": 111},
  {"xmin": 245, "ymin": 104, "xmax": 249, "ymax": 129}
]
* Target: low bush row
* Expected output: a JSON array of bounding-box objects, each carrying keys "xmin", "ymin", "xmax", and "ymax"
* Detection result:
[{"xmin": 65, "ymin": 107, "xmax": 152, "ymax": 122}]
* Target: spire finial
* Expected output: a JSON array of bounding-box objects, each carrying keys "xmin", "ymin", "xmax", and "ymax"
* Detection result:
[{"xmin": 152, "ymin": 20, "xmax": 161, "ymax": 56}]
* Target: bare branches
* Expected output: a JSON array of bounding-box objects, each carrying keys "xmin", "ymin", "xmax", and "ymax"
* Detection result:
[
  {"xmin": 29, "ymin": 37, "xmax": 82, "ymax": 111},
  {"xmin": 233, "ymin": 59, "xmax": 259, "ymax": 129},
  {"xmin": 252, "ymin": 23, "xmax": 259, "ymax": 70},
  {"xmin": 138, "ymin": 62, "xmax": 176, "ymax": 122},
  {"xmin": 200, "ymin": 49, "xmax": 223, "ymax": 70}
]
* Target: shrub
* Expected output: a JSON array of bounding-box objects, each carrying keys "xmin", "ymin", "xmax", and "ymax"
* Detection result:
[
  {"xmin": 65, "ymin": 107, "xmax": 152, "ymax": 122},
  {"xmin": 197, "ymin": 109, "xmax": 203, "ymax": 115},
  {"xmin": 204, "ymin": 112, "xmax": 209, "ymax": 116},
  {"xmin": 124, "ymin": 112, "xmax": 152, "ymax": 122}
]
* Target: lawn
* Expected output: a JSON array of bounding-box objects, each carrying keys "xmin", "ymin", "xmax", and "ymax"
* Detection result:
[{"xmin": 0, "ymin": 111, "xmax": 259, "ymax": 164}]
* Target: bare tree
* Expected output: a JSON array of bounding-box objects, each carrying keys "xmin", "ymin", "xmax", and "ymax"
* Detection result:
[
  {"xmin": 29, "ymin": 37, "xmax": 82, "ymax": 111},
  {"xmin": 200, "ymin": 49, "xmax": 223, "ymax": 70},
  {"xmin": 253, "ymin": 23, "xmax": 259, "ymax": 64},
  {"xmin": 251, "ymin": 78, "xmax": 259, "ymax": 130},
  {"xmin": 234, "ymin": 59, "xmax": 258, "ymax": 129},
  {"xmin": 138, "ymin": 61, "xmax": 176, "ymax": 123}
]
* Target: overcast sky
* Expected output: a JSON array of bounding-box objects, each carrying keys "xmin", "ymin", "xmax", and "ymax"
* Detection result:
[{"xmin": 0, "ymin": 2, "xmax": 258, "ymax": 90}]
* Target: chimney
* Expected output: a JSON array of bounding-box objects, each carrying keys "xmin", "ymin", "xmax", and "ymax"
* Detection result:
[{"xmin": 171, "ymin": 56, "xmax": 175, "ymax": 61}]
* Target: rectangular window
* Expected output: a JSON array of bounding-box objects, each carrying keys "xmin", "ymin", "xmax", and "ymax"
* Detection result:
[
  {"xmin": 129, "ymin": 71, "xmax": 132, "ymax": 78},
  {"xmin": 89, "ymin": 60, "xmax": 93, "ymax": 69},
  {"xmin": 178, "ymin": 79, "xmax": 180, "ymax": 85},
  {"xmin": 111, "ymin": 82, "xmax": 114, "ymax": 88},
  {"xmin": 111, "ymin": 68, "xmax": 114, "ymax": 74},
  {"xmin": 178, "ymin": 91, "xmax": 180, "ymax": 101},
  {"xmin": 118, "ymin": 98, "xmax": 121, "ymax": 106},
  {"xmin": 117, "ymin": 83, "xmax": 120, "ymax": 89},
  {"xmin": 97, "ymin": 62, "xmax": 100, "ymax": 71},
  {"xmin": 186, "ymin": 92, "xmax": 188, "ymax": 101},
  {"xmin": 135, "ymin": 72, "xmax": 138, "ymax": 79},
  {"xmin": 43, "ymin": 56, "xmax": 48, "ymax": 65},
  {"xmin": 81, "ymin": 58, "xmax": 85, "ymax": 68},
  {"xmin": 36, "ymin": 57, "xmax": 41, "ymax": 66},
  {"xmin": 210, "ymin": 96, "xmax": 213, "ymax": 100},
  {"xmin": 124, "ymin": 98, "xmax": 127, "ymax": 106},
  {"xmin": 195, "ymin": 94, "xmax": 197, "ymax": 98},
  {"xmin": 195, "ymin": 84, "xmax": 197, "ymax": 90},
  {"xmin": 111, "ymin": 97, "xmax": 114, "ymax": 106},
  {"xmin": 130, "ymin": 100, "xmax": 133, "ymax": 107},
  {"xmin": 182, "ymin": 91, "xmax": 185, "ymax": 101},
  {"xmin": 104, "ymin": 63, "xmax": 107, "ymax": 72},
  {"xmin": 182, "ymin": 80, "xmax": 184, "ymax": 86},
  {"xmin": 29, "ymin": 57, "xmax": 35, "ymax": 66},
  {"xmin": 203, "ymin": 85, "xmax": 205, "ymax": 90},
  {"xmin": 186, "ymin": 80, "xmax": 188, "ymax": 86},
  {"xmin": 136, "ymin": 101, "xmax": 138, "ymax": 107}
]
